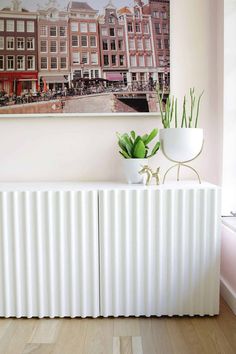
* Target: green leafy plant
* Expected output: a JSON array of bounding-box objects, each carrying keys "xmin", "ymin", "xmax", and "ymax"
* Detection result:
[
  {"xmin": 156, "ymin": 88, "xmax": 204, "ymax": 129},
  {"xmin": 117, "ymin": 129, "xmax": 160, "ymax": 159}
]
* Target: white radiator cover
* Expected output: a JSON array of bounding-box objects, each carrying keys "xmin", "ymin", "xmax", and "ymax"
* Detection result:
[
  {"xmin": 99, "ymin": 186, "xmax": 221, "ymax": 317},
  {"xmin": 0, "ymin": 188, "xmax": 99, "ymax": 318},
  {"xmin": 0, "ymin": 182, "xmax": 221, "ymax": 318}
]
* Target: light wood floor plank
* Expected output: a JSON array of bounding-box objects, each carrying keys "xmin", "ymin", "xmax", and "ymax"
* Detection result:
[
  {"xmin": 192, "ymin": 316, "xmax": 235, "ymax": 354},
  {"xmin": 166, "ymin": 318, "xmax": 190, "ymax": 354},
  {"xmin": 217, "ymin": 300, "xmax": 236, "ymax": 352},
  {"xmin": 51, "ymin": 319, "xmax": 87, "ymax": 354},
  {"xmin": 0, "ymin": 319, "xmax": 12, "ymax": 341},
  {"xmin": 83, "ymin": 318, "xmax": 114, "ymax": 354},
  {"xmin": 0, "ymin": 320, "xmax": 17, "ymax": 354},
  {"xmin": 132, "ymin": 336, "xmax": 143, "ymax": 354},
  {"xmin": 1, "ymin": 319, "xmax": 36, "ymax": 354},
  {"xmin": 113, "ymin": 337, "xmax": 120, "ymax": 354},
  {"xmin": 120, "ymin": 336, "xmax": 132, "ymax": 354},
  {"xmin": 114, "ymin": 318, "xmax": 140, "ymax": 337},
  {"xmin": 28, "ymin": 319, "xmax": 60, "ymax": 344},
  {"xmin": 151, "ymin": 318, "xmax": 173, "ymax": 354},
  {"xmin": 139, "ymin": 319, "xmax": 156, "ymax": 354},
  {"xmin": 22, "ymin": 343, "xmax": 54, "ymax": 354},
  {"xmin": 174, "ymin": 318, "xmax": 207, "ymax": 354}
]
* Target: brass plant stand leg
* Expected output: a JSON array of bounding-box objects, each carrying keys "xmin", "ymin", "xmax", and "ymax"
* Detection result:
[
  {"xmin": 163, "ymin": 164, "xmax": 179, "ymax": 184},
  {"xmin": 163, "ymin": 163, "xmax": 201, "ymax": 184},
  {"xmin": 162, "ymin": 141, "xmax": 204, "ymax": 184},
  {"xmin": 177, "ymin": 163, "xmax": 181, "ymax": 181},
  {"xmin": 180, "ymin": 163, "xmax": 201, "ymax": 184}
]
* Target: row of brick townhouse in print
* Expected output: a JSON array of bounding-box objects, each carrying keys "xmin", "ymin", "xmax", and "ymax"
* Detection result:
[
  {"xmin": 99, "ymin": 1, "xmax": 128, "ymax": 83},
  {"xmin": 118, "ymin": 0, "xmax": 156, "ymax": 85},
  {"xmin": 145, "ymin": 0, "xmax": 170, "ymax": 87},
  {"xmin": 68, "ymin": 1, "xmax": 101, "ymax": 82},
  {"xmin": 0, "ymin": 0, "xmax": 38, "ymax": 95},
  {"xmin": 38, "ymin": 0, "xmax": 70, "ymax": 90},
  {"xmin": 0, "ymin": 0, "xmax": 169, "ymax": 95}
]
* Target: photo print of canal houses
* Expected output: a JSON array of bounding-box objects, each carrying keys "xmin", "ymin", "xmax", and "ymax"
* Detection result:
[{"xmin": 0, "ymin": 0, "xmax": 170, "ymax": 114}]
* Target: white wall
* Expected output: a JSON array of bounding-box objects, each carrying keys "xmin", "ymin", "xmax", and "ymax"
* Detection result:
[
  {"xmin": 222, "ymin": 0, "xmax": 236, "ymax": 214},
  {"xmin": 171, "ymin": 0, "xmax": 223, "ymax": 186},
  {"xmin": 0, "ymin": 0, "xmax": 224, "ymax": 183}
]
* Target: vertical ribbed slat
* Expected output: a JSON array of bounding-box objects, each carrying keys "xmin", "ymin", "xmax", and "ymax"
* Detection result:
[
  {"xmin": 0, "ymin": 193, "xmax": 11, "ymax": 317},
  {"xmin": 0, "ymin": 189, "xmax": 99, "ymax": 318},
  {"xmin": 47, "ymin": 191, "xmax": 57, "ymax": 317},
  {"xmin": 35, "ymin": 191, "xmax": 46, "ymax": 317},
  {"xmin": 99, "ymin": 186, "xmax": 221, "ymax": 317},
  {"xmin": 69, "ymin": 190, "xmax": 77, "ymax": 318},
  {"xmin": 23, "ymin": 192, "xmax": 33, "ymax": 317}
]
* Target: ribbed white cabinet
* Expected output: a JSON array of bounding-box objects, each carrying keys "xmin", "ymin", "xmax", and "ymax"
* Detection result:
[
  {"xmin": 0, "ymin": 186, "xmax": 99, "ymax": 318},
  {"xmin": 99, "ymin": 184, "xmax": 221, "ymax": 317},
  {"xmin": 0, "ymin": 182, "xmax": 221, "ymax": 318}
]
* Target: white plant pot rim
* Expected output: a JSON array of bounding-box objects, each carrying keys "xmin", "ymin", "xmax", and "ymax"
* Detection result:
[{"xmin": 160, "ymin": 128, "xmax": 202, "ymax": 130}]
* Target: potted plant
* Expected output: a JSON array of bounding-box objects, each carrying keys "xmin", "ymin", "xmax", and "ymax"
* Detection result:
[
  {"xmin": 117, "ymin": 129, "xmax": 160, "ymax": 184},
  {"xmin": 157, "ymin": 88, "xmax": 204, "ymax": 163}
]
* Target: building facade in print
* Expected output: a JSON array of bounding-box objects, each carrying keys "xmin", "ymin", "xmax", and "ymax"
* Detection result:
[
  {"xmin": 38, "ymin": 0, "xmax": 69, "ymax": 91},
  {"xmin": 117, "ymin": 0, "xmax": 156, "ymax": 85},
  {"xmin": 144, "ymin": 0, "xmax": 170, "ymax": 89},
  {"xmin": 99, "ymin": 1, "xmax": 128, "ymax": 83},
  {"xmin": 0, "ymin": 0, "xmax": 38, "ymax": 95},
  {"xmin": 68, "ymin": 1, "xmax": 101, "ymax": 81}
]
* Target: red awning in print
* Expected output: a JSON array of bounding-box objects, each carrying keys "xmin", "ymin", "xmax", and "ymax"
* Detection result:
[{"xmin": 106, "ymin": 73, "xmax": 123, "ymax": 81}]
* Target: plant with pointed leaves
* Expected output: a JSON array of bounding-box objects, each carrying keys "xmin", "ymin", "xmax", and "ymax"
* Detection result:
[
  {"xmin": 156, "ymin": 88, "xmax": 204, "ymax": 128},
  {"xmin": 117, "ymin": 129, "xmax": 160, "ymax": 159}
]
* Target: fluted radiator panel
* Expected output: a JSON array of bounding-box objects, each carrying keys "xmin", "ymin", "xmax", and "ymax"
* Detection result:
[
  {"xmin": 99, "ymin": 187, "xmax": 221, "ymax": 317},
  {"xmin": 0, "ymin": 190, "xmax": 99, "ymax": 318}
]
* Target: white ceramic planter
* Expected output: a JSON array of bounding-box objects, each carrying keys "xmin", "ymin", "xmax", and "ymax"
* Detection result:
[
  {"xmin": 160, "ymin": 128, "xmax": 203, "ymax": 162},
  {"xmin": 122, "ymin": 158, "xmax": 147, "ymax": 184}
]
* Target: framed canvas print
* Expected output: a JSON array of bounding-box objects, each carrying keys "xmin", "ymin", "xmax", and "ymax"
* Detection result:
[{"xmin": 0, "ymin": 0, "xmax": 170, "ymax": 115}]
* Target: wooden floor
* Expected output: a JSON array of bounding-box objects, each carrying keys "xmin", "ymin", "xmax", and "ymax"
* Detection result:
[{"xmin": 0, "ymin": 299, "xmax": 236, "ymax": 354}]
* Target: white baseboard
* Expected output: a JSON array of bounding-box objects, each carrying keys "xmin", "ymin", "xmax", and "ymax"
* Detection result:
[{"xmin": 220, "ymin": 277, "xmax": 236, "ymax": 315}]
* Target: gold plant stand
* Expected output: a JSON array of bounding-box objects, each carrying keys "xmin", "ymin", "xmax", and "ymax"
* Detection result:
[{"xmin": 162, "ymin": 141, "xmax": 204, "ymax": 184}]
